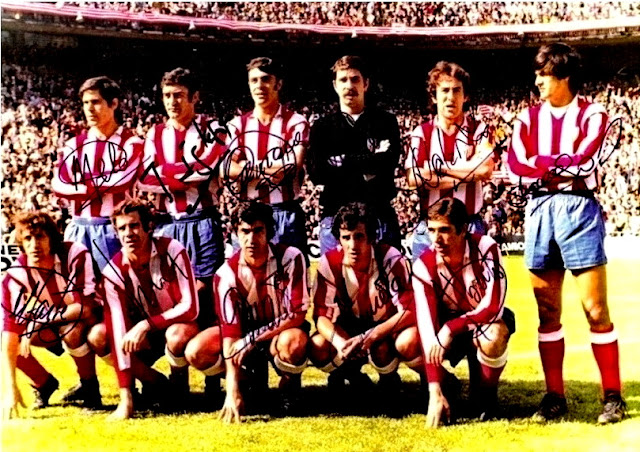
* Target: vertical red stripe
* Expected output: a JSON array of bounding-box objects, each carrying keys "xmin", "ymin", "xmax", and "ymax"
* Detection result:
[
  {"xmin": 551, "ymin": 115, "xmax": 564, "ymax": 157},
  {"xmin": 527, "ymin": 106, "xmax": 540, "ymax": 160},
  {"xmin": 465, "ymin": 182, "xmax": 477, "ymax": 215}
]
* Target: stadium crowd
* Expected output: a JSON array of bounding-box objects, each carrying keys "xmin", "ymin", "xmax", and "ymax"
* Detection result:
[
  {"xmin": 2, "ymin": 58, "xmax": 639, "ymax": 243},
  {"xmin": 66, "ymin": 1, "xmax": 640, "ymax": 27}
]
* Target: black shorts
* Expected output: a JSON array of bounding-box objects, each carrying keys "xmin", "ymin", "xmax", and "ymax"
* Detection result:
[{"xmin": 446, "ymin": 307, "xmax": 516, "ymax": 367}]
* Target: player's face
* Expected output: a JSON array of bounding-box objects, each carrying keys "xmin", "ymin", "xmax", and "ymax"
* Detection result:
[
  {"xmin": 238, "ymin": 220, "xmax": 269, "ymax": 262},
  {"xmin": 427, "ymin": 217, "xmax": 466, "ymax": 259},
  {"xmin": 21, "ymin": 228, "xmax": 53, "ymax": 267},
  {"xmin": 535, "ymin": 71, "xmax": 570, "ymax": 105},
  {"xmin": 82, "ymin": 90, "xmax": 117, "ymax": 131},
  {"xmin": 433, "ymin": 75, "xmax": 467, "ymax": 123},
  {"xmin": 162, "ymin": 84, "xmax": 197, "ymax": 125},
  {"xmin": 114, "ymin": 212, "xmax": 151, "ymax": 257},
  {"xmin": 248, "ymin": 68, "xmax": 281, "ymax": 109},
  {"xmin": 333, "ymin": 68, "xmax": 369, "ymax": 114},
  {"xmin": 339, "ymin": 223, "xmax": 372, "ymax": 269}
]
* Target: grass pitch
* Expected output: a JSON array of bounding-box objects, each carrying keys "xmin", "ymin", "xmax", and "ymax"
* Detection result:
[{"xmin": 2, "ymin": 256, "xmax": 639, "ymax": 452}]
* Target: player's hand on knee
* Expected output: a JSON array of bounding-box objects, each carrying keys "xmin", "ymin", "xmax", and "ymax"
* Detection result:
[{"xmin": 122, "ymin": 320, "xmax": 150, "ymax": 353}]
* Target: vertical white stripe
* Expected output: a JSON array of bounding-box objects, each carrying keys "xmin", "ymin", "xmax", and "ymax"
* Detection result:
[{"xmin": 538, "ymin": 103, "xmax": 552, "ymax": 157}]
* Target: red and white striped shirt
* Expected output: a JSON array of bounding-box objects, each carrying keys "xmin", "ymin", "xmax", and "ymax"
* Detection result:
[
  {"xmin": 140, "ymin": 115, "xmax": 226, "ymax": 215},
  {"xmin": 405, "ymin": 115, "xmax": 488, "ymax": 215},
  {"xmin": 224, "ymin": 105, "xmax": 309, "ymax": 204},
  {"xmin": 413, "ymin": 233, "xmax": 506, "ymax": 381},
  {"xmin": 102, "ymin": 237, "xmax": 198, "ymax": 387},
  {"xmin": 1, "ymin": 242, "xmax": 96, "ymax": 334},
  {"xmin": 507, "ymin": 96, "xmax": 608, "ymax": 191},
  {"xmin": 215, "ymin": 244, "xmax": 308, "ymax": 339},
  {"xmin": 313, "ymin": 244, "xmax": 413, "ymax": 325},
  {"xmin": 53, "ymin": 127, "xmax": 143, "ymax": 218}
]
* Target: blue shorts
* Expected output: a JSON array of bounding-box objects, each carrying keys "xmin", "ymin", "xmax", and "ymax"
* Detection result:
[
  {"xmin": 64, "ymin": 217, "xmax": 120, "ymax": 275},
  {"xmin": 524, "ymin": 193, "xmax": 607, "ymax": 271},
  {"xmin": 318, "ymin": 211, "xmax": 401, "ymax": 257},
  {"xmin": 154, "ymin": 208, "xmax": 224, "ymax": 279},
  {"xmin": 231, "ymin": 200, "xmax": 308, "ymax": 257},
  {"xmin": 271, "ymin": 201, "xmax": 308, "ymax": 256},
  {"xmin": 411, "ymin": 214, "xmax": 486, "ymax": 262}
]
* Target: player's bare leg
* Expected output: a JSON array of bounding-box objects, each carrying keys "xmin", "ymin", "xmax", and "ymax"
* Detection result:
[
  {"xmin": 530, "ymin": 268, "xmax": 568, "ymax": 421},
  {"xmin": 396, "ymin": 325, "xmax": 423, "ymax": 372},
  {"xmin": 184, "ymin": 326, "xmax": 224, "ymax": 406},
  {"xmin": 87, "ymin": 323, "xmax": 112, "ymax": 364},
  {"xmin": 573, "ymin": 265, "xmax": 625, "ymax": 423}
]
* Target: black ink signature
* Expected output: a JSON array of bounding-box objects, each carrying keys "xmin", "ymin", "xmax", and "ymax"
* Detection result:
[
  {"xmin": 61, "ymin": 139, "xmax": 139, "ymax": 212},
  {"xmin": 3, "ymin": 264, "xmax": 86, "ymax": 343},
  {"xmin": 505, "ymin": 116, "xmax": 623, "ymax": 212},
  {"xmin": 219, "ymin": 256, "xmax": 306, "ymax": 359},
  {"xmin": 411, "ymin": 241, "xmax": 509, "ymax": 348}
]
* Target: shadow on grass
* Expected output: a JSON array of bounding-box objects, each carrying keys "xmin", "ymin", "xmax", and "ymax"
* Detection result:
[
  {"xmin": 186, "ymin": 378, "xmax": 638, "ymax": 423},
  {"xmin": 35, "ymin": 379, "xmax": 638, "ymax": 423}
]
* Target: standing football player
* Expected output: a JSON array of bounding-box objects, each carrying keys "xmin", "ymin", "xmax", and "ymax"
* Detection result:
[
  {"xmin": 139, "ymin": 68, "xmax": 227, "ymax": 397},
  {"xmin": 507, "ymin": 43, "xmax": 625, "ymax": 424},
  {"xmin": 307, "ymin": 56, "xmax": 402, "ymax": 255},
  {"xmin": 223, "ymin": 57, "xmax": 309, "ymax": 255},
  {"xmin": 405, "ymin": 61, "xmax": 495, "ymax": 260},
  {"xmin": 52, "ymin": 76, "xmax": 143, "ymax": 274}
]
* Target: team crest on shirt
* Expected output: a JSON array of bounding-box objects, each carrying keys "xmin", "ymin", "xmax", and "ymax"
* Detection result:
[{"xmin": 367, "ymin": 138, "xmax": 390, "ymax": 154}]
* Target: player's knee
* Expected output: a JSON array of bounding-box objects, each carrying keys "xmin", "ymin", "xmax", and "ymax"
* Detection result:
[
  {"xmin": 277, "ymin": 329, "xmax": 308, "ymax": 364},
  {"xmin": 184, "ymin": 340, "xmax": 212, "ymax": 369},
  {"xmin": 395, "ymin": 327, "xmax": 420, "ymax": 360},
  {"xmin": 309, "ymin": 333, "xmax": 331, "ymax": 365},
  {"xmin": 585, "ymin": 303, "xmax": 611, "ymax": 329},
  {"xmin": 370, "ymin": 339, "xmax": 394, "ymax": 367},
  {"xmin": 165, "ymin": 325, "xmax": 192, "ymax": 355},
  {"xmin": 61, "ymin": 321, "xmax": 86, "ymax": 349},
  {"xmin": 475, "ymin": 323, "xmax": 509, "ymax": 358},
  {"xmin": 87, "ymin": 323, "xmax": 109, "ymax": 356}
]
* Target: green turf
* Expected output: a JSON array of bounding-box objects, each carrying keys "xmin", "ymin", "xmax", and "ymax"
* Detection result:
[{"xmin": 2, "ymin": 256, "xmax": 639, "ymax": 452}]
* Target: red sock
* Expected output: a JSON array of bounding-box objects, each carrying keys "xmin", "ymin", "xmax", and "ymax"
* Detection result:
[
  {"xmin": 16, "ymin": 355, "xmax": 50, "ymax": 387},
  {"xmin": 591, "ymin": 326, "xmax": 621, "ymax": 395},
  {"xmin": 538, "ymin": 327, "xmax": 565, "ymax": 396},
  {"xmin": 72, "ymin": 352, "xmax": 97, "ymax": 380},
  {"xmin": 477, "ymin": 351, "xmax": 507, "ymax": 389}
]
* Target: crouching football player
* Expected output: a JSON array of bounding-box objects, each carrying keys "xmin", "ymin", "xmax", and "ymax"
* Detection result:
[
  {"xmin": 217, "ymin": 203, "xmax": 309, "ymax": 423},
  {"xmin": 1, "ymin": 212, "xmax": 101, "ymax": 419},
  {"xmin": 90, "ymin": 199, "xmax": 200, "ymax": 420},
  {"xmin": 413, "ymin": 198, "xmax": 515, "ymax": 427},
  {"xmin": 310, "ymin": 202, "xmax": 422, "ymax": 394}
]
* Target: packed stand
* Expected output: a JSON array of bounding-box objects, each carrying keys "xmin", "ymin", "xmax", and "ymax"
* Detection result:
[{"xmin": 64, "ymin": 2, "xmax": 640, "ymax": 27}]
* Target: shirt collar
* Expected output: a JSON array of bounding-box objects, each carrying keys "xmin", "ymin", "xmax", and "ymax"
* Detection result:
[
  {"xmin": 250, "ymin": 104, "xmax": 283, "ymax": 120},
  {"xmin": 87, "ymin": 125, "xmax": 124, "ymax": 140}
]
